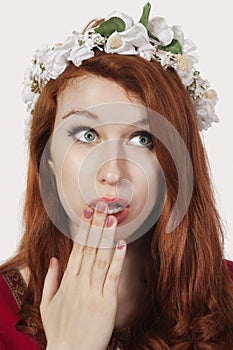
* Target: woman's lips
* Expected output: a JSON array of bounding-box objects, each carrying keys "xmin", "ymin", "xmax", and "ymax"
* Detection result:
[
  {"xmin": 113, "ymin": 206, "xmax": 130, "ymax": 224},
  {"xmin": 89, "ymin": 197, "xmax": 130, "ymax": 224}
]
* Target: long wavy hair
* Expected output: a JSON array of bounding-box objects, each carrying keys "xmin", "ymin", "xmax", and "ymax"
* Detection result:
[{"xmin": 1, "ymin": 52, "xmax": 233, "ymax": 349}]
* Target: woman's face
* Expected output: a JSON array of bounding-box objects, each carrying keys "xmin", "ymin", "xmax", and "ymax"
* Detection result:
[{"xmin": 46, "ymin": 74, "xmax": 164, "ymax": 245}]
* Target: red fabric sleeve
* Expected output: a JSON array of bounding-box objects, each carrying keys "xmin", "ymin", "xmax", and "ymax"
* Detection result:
[{"xmin": 0, "ymin": 275, "xmax": 41, "ymax": 350}]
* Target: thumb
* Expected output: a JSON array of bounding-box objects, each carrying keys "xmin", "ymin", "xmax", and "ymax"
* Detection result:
[{"xmin": 41, "ymin": 257, "xmax": 60, "ymax": 310}]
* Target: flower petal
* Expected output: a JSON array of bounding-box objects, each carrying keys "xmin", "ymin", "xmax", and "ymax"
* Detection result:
[
  {"xmin": 105, "ymin": 32, "xmax": 137, "ymax": 54},
  {"xmin": 194, "ymin": 98, "xmax": 219, "ymax": 131},
  {"xmin": 149, "ymin": 17, "xmax": 168, "ymax": 31},
  {"xmin": 68, "ymin": 45, "xmax": 94, "ymax": 66},
  {"xmin": 183, "ymin": 39, "xmax": 196, "ymax": 54},
  {"xmin": 106, "ymin": 11, "xmax": 134, "ymax": 29},
  {"xmin": 148, "ymin": 17, "xmax": 174, "ymax": 46},
  {"xmin": 121, "ymin": 23, "xmax": 150, "ymax": 47},
  {"xmin": 172, "ymin": 25, "xmax": 184, "ymax": 45}
]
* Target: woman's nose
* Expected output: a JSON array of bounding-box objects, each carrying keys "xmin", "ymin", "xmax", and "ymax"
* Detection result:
[{"xmin": 97, "ymin": 158, "xmax": 125, "ymax": 185}]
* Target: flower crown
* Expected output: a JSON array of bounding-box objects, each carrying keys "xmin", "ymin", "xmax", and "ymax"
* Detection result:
[{"xmin": 22, "ymin": 2, "xmax": 219, "ymax": 131}]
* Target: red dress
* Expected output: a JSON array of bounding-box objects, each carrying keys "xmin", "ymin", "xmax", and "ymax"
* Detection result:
[
  {"xmin": 1, "ymin": 261, "xmax": 233, "ymax": 350},
  {"xmin": 0, "ymin": 270, "xmax": 133, "ymax": 350},
  {"xmin": 0, "ymin": 270, "xmax": 40, "ymax": 350}
]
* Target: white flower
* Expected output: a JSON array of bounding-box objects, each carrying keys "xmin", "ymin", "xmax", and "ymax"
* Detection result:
[
  {"xmin": 148, "ymin": 17, "xmax": 174, "ymax": 46},
  {"xmin": 124, "ymin": 23, "xmax": 150, "ymax": 47},
  {"xmin": 155, "ymin": 50, "xmax": 176, "ymax": 68},
  {"xmin": 22, "ymin": 84, "xmax": 39, "ymax": 104},
  {"xmin": 22, "ymin": 82, "xmax": 35, "ymax": 104},
  {"xmin": 188, "ymin": 73, "xmax": 210, "ymax": 99},
  {"xmin": 182, "ymin": 39, "xmax": 197, "ymax": 54},
  {"xmin": 76, "ymin": 31, "xmax": 96, "ymax": 48},
  {"xmin": 172, "ymin": 25, "xmax": 184, "ymax": 45},
  {"xmin": 175, "ymin": 53, "xmax": 198, "ymax": 86},
  {"xmin": 26, "ymin": 46, "xmax": 50, "ymax": 87},
  {"xmin": 43, "ymin": 36, "xmax": 76, "ymax": 79},
  {"xmin": 89, "ymin": 33, "xmax": 106, "ymax": 46},
  {"xmin": 22, "ymin": 84, "xmax": 39, "ymax": 113},
  {"xmin": 105, "ymin": 23, "xmax": 150, "ymax": 55},
  {"xmin": 69, "ymin": 32, "xmax": 100, "ymax": 64},
  {"xmin": 33, "ymin": 45, "xmax": 50, "ymax": 64},
  {"xmin": 68, "ymin": 43, "xmax": 95, "ymax": 67},
  {"xmin": 44, "ymin": 51, "xmax": 68, "ymax": 79},
  {"xmin": 203, "ymin": 89, "xmax": 218, "ymax": 106},
  {"xmin": 105, "ymin": 32, "xmax": 137, "ymax": 54},
  {"xmin": 194, "ymin": 96, "xmax": 219, "ymax": 131},
  {"xmin": 172, "ymin": 25, "xmax": 196, "ymax": 54},
  {"xmin": 106, "ymin": 11, "xmax": 134, "ymax": 29},
  {"xmin": 137, "ymin": 43, "xmax": 155, "ymax": 60}
]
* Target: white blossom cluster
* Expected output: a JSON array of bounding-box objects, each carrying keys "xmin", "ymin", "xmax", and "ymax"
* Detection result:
[{"xmin": 22, "ymin": 8, "xmax": 219, "ymax": 131}]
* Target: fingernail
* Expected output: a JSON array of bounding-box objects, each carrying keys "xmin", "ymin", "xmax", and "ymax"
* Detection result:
[
  {"xmin": 117, "ymin": 240, "xmax": 126, "ymax": 250},
  {"xmin": 84, "ymin": 208, "xmax": 93, "ymax": 219},
  {"xmin": 106, "ymin": 216, "xmax": 114, "ymax": 227},
  {"xmin": 49, "ymin": 258, "xmax": 53, "ymax": 268},
  {"xmin": 96, "ymin": 201, "xmax": 107, "ymax": 213}
]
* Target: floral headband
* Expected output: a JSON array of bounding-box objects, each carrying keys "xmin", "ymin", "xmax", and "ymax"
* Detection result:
[{"xmin": 22, "ymin": 2, "xmax": 219, "ymax": 131}]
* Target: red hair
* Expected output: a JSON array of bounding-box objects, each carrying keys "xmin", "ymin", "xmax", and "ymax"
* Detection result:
[{"xmin": 1, "ymin": 52, "xmax": 233, "ymax": 349}]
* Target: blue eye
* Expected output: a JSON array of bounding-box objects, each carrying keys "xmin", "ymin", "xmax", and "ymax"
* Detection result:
[
  {"xmin": 67, "ymin": 126, "xmax": 98, "ymax": 144},
  {"xmin": 129, "ymin": 131, "xmax": 153, "ymax": 149},
  {"xmin": 67, "ymin": 126, "xmax": 153, "ymax": 149}
]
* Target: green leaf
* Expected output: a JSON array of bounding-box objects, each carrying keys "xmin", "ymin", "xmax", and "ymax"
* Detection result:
[
  {"xmin": 94, "ymin": 17, "xmax": 126, "ymax": 37},
  {"xmin": 139, "ymin": 2, "xmax": 151, "ymax": 28},
  {"xmin": 159, "ymin": 39, "xmax": 182, "ymax": 54},
  {"xmin": 148, "ymin": 30, "xmax": 159, "ymax": 42}
]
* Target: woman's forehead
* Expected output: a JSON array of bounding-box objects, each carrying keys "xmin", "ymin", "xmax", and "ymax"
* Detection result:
[
  {"xmin": 55, "ymin": 76, "xmax": 148, "ymax": 127},
  {"xmin": 56, "ymin": 75, "xmax": 143, "ymax": 117}
]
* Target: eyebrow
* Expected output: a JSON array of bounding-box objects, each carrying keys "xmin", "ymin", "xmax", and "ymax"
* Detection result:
[
  {"xmin": 62, "ymin": 109, "xmax": 99, "ymax": 120},
  {"xmin": 62, "ymin": 109, "xmax": 149, "ymax": 126}
]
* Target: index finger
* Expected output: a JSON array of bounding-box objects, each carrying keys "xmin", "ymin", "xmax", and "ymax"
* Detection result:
[{"xmin": 62, "ymin": 207, "xmax": 94, "ymax": 279}]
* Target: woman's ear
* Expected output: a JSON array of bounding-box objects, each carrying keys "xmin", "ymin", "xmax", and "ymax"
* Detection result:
[{"xmin": 48, "ymin": 159, "xmax": 55, "ymax": 176}]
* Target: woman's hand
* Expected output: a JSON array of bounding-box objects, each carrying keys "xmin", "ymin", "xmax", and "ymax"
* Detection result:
[{"xmin": 40, "ymin": 201, "xmax": 127, "ymax": 350}]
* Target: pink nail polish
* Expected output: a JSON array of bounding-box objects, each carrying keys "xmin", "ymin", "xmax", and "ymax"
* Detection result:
[
  {"xmin": 49, "ymin": 258, "xmax": 53, "ymax": 267},
  {"xmin": 106, "ymin": 216, "xmax": 114, "ymax": 227},
  {"xmin": 117, "ymin": 240, "xmax": 126, "ymax": 250},
  {"xmin": 84, "ymin": 208, "xmax": 93, "ymax": 219}
]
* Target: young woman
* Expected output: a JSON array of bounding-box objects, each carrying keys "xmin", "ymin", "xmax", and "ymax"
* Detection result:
[{"xmin": 1, "ymin": 3, "xmax": 233, "ymax": 349}]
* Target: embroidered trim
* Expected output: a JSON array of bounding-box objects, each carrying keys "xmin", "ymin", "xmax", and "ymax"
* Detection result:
[{"xmin": 2, "ymin": 269, "xmax": 27, "ymax": 308}]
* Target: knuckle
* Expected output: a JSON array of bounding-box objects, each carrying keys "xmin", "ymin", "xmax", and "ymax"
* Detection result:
[
  {"xmin": 96, "ymin": 258, "xmax": 109, "ymax": 270},
  {"xmin": 74, "ymin": 243, "xmax": 84, "ymax": 254},
  {"xmin": 107, "ymin": 273, "xmax": 119, "ymax": 284},
  {"xmin": 84, "ymin": 246, "xmax": 95, "ymax": 256},
  {"xmin": 92, "ymin": 214, "xmax": 106, "ymax": 227}
]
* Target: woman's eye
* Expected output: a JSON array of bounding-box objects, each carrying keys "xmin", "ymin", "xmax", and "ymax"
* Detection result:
[
  {"xmin": 67, "ymin": 126, "xmax": 98, "ymax": 144},
  {"xmin": 129, "ymin": 132, "xmax": 153, "ymax": 148}
]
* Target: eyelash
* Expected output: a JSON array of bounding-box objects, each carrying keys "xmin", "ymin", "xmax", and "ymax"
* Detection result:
[
  {"xmin": 66, "ymin": 125, "xmax": 154, "ymax": 149},
  {"xmin": 67, "ymin": 126, "xmax": 99, "ymax": 144}
]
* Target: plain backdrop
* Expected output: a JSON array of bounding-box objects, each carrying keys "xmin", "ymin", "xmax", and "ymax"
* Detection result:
[{"xmin": 0, "ymin": 0, "xmax": 232, "ymax": 263}]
